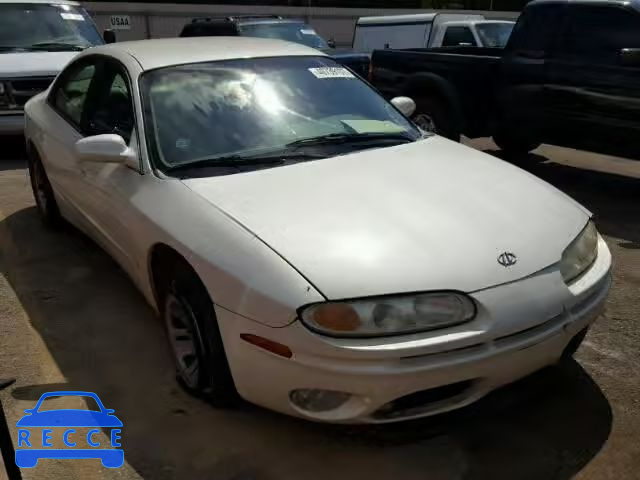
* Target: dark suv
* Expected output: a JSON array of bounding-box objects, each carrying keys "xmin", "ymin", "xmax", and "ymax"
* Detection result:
[{"xmin": 180, "ymin": 15, "xmax": 370, "ymax": 77}]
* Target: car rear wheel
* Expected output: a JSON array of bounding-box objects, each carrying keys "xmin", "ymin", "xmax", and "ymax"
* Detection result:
[
  {"xmin": 161, "ymin": 263, "xmax": 238, "ymax": 407},
  {"xmin": 28, "ymin": 153, "xmax": 62, "ymax": 229}
]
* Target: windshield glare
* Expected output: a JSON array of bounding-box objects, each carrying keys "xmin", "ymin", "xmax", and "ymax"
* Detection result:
[
  {"xmin": 239, "ymin": 23, "xmax": 329, "ymax": 49},
  {"xmin": 476, "ymin": 23, "xmax": 514, "ymax": 48},
  {"xmin": 0, "ymin": 3, "xmax": 102, "ymax": 50},
  {"xmin": 141, "ymin": 57, "xmax": 421, "ymax": 172}
]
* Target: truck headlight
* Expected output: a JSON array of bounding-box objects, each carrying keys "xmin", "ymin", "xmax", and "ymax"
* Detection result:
[
  {"xmin": 560, "ymin": 220, "xmax": 599, "ymax": 284},
  {"xmin": 299, "ymin": 292, "xmax": 475, "ymax": 338}
]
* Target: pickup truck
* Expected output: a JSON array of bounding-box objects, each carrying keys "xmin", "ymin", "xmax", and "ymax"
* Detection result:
[{"xmin": 370, "ymin": 0, "xmax": 640, "ymax": 158}]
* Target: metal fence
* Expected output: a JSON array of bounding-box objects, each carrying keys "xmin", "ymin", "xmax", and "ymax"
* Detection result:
[{"xmin": 83, "ymin": 1, "xmax": 519, "ymax": 46}]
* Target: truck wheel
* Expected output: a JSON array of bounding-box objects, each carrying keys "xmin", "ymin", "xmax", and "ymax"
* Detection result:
[
  {"xmin": 412, "ymin": 96, "xmax": 460, "ymax": 142},
  {"xmin": 161, "ymin": 262, "xmax": 239, "ymax": 407},
  {"xmin": 493, "ymin": 131, "xmax": 541, "ymax": 156}
]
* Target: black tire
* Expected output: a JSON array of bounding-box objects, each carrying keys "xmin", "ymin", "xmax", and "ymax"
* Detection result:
[
  {"xmin": 412, "ymin": 96, "xmax": 460, "ymax": 142},
  {"xmin": 561, "ymin": 327, "xmax": 589, "ymax": 360},
  {"xmin": 492, "ymin": 131, "xmax": 541, "ymax": 156},
  {"xmin": 28, "ymin": 151, "xmax": 62, "ymax": 229},
  {"xmin": 160, "ymin": 261, "xmax": 239, "ymax": 407}
]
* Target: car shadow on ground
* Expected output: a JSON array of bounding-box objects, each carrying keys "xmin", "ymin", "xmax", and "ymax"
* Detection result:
[
  {"xmin": 484, "ymin": 149, "xmax": 640, "ymax": 251},
  {"xmin": 0, "ymin": 197, "xmax": 613, "ymax": 480}
]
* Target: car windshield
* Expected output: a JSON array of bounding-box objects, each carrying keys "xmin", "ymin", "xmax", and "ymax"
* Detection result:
[
  {"xmin": 0, "ymin": 3, "xmax": 103, "ymax": 52},
  {"xmin": 141, "ymin": 56, "xmax": 421, "ymax": 173},
  {"xmin": 476, "ymin": 23, "xmax": 514, "ymax": 48},
  {"xmin": 239, "ymin": 22, "xmax": 329, "ymax": 49}
]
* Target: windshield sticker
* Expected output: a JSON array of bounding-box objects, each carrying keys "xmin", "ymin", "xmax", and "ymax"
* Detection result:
[
  {"xmin": 60, "ymin": 13, "xmax": 85, "ymax": 21},
  {"xmin": 308, "ymin": 67, "xmax": 355, "ymax": 79},
  {"xmin": 300, "ymin": 29, "xmax": 317, "ymax": 35},
  {"xmin": 175, "ymin": 138, "xmax": 191, "ymax": 150}
]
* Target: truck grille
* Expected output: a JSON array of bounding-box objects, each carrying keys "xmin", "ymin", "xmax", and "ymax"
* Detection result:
[{"xmin": 1, "ymin": 77, "xmax": 55, "ymax": 111}]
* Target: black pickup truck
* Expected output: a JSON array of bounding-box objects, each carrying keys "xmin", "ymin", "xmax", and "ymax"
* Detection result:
[{"xmin": 370, "ymin": 0, "xmax": 640, "ymax": 158}]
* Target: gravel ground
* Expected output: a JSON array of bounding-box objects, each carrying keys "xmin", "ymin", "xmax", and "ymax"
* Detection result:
[{"xmin": 0, "ymin": 138, "xmax": 638, "ymax": 480}]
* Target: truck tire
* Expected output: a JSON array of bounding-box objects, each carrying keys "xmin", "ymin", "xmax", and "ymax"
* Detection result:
[
  {"xmin": 412, "ymin": 96, "xmax": 460, "ymax": 142},
  {"xmin": 493, "ymin": 131, "xmax": 541, "ymax": 156}
]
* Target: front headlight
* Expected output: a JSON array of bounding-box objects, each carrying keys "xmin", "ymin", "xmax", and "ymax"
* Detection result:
[
  {"xmin": 560, "ymin": 220, "xmax": 599, "ymax": 284},
  {"xmin": 299, "ymin": 292, "xmax": 476, "ymax": 338}
]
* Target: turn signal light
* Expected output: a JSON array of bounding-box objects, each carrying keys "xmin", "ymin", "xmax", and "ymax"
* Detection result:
[{"xmin": 240, "ymin": 334, "xmax": 292, "ymax": 359}]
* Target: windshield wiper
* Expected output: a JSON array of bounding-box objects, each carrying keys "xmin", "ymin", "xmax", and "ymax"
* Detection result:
[
  {"xmin": 285, "ymin": 132, "xmax": 415, "ymax": 149},
  {"xmin": 165, "ymin": 152, "xmax": 324, "ymax": 174},
  {"xmin": 29, "ymin": 42, "xmax": 87, "ymax": 51}
]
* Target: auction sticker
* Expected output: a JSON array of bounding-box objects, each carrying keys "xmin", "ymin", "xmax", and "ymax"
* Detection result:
[{"xmin": 308, "ymin": 67, "xmax": 355, "ymax": 79}]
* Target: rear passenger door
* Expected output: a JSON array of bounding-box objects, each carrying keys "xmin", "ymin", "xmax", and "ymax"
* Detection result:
[
  {"xmin": 545, "ymin": 5, "xmax": 640, "ymax": 154},
  {"xmin": 43, "ymin": 56, "xmax": 103, "ymax": 229}
]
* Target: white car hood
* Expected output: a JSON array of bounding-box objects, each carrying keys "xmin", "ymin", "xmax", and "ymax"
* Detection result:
[
  {"xmin": 183, "ymin": 137, "xmax": 590, "ymax": 299},
  {"xmin": 0, "ymin": 52, "xmax": 77, "ymax": 78}
]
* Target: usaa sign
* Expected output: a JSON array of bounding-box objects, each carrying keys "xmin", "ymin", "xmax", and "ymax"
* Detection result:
[{"xmin": 110, "ymin": 15, "xmax": 131, "ymax": 30}]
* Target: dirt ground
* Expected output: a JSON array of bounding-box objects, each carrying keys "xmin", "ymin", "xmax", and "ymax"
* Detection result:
[{"xmin": 0, "ymin": 138, "xmax": 638, "ymax": 480}]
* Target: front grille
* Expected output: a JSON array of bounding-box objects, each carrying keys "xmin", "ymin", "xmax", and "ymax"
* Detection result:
[{"xmin": 1, "ymin": 77, "xmax": 55, "ymax": 110}]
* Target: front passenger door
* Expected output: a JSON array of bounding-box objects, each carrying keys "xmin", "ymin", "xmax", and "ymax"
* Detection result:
[{"xmin": 73, "ymin": 60, "xmax": 143, "ymax": 278}]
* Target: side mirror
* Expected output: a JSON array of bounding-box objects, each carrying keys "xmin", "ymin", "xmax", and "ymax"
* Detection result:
[
  {"xmin": 327, "ymin": 37, "xmax": 336, "ymax": 49},
  {"xmin": 390, "ymin": 96, "xmax": 416, "ymax": 118},
  {"xmin": 620, "ymin": 48, "xmax": 640, "ymax": 67},
  {"xmin": 75, "ymin": 134, "xmax": 133, "ymax": 164},
  {"xmin": 103, "ymin": 29, "xmax": 116, "ymax": 44}
]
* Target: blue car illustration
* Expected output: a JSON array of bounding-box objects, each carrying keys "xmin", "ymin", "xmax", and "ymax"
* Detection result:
[{"xmin": 15, "ymin": 391, "xmax": 123, "ymax": 468}]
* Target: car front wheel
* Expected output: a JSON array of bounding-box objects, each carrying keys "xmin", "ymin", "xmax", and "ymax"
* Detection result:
[{"xmin": 161, "ymin": 263, "xmax": 238, "ymax": 407}]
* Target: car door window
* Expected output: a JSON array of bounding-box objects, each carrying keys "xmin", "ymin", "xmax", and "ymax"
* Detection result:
[
  {"xmin": 52, "ymin": 62, "xmax": 97, "ymax": 128},
  {"xmin": 557, "ymin": 6, "xmax": 640, "ymax": 64},
  {"xmin": 509, "ymin": 5, "xmax": 564, "ymax": 58},
  {"xmin": 442, "ymin": 26, "xmax": 476, "ymax": 47},
  {"xmin": 85, "ymin": 64, "xmax": 134, "ymax": 143}
]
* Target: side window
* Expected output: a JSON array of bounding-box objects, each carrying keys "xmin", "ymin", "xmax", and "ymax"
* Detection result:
[
  {"xmin": 558, "ymin": 7, "xmax": 640, "ymax": 63},
  {"xmin": 509, "ymin": 5, "xmax": 564, "ymax": 57},
  {"xmin": 52, "ymin": 62, "xmax": 96, "ymax": 127},
  {"xmin": 442, "ymin": 26, "xmax": 476, "ymax": 47},
  {"xmin": 85, "ymin": 65, "xmax": 134, "ymax": 143}
]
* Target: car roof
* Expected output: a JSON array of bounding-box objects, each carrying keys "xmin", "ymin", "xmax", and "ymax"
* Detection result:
[
  {"xmin": 0, "ymin": 0, "xmax": 79, "ymax": 4},
  {"xmin": 440, "ymin": 20, "xmax": 515, "ymax": 26},
  {"xmin": 357, "ymin": 13, "xmax": 438, "ymax": 25},
  {"xmin": 88, "ymin": 37, "xmax": 327, "ymax": 71}
]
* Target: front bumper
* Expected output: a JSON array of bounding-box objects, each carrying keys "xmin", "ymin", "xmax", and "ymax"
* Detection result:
[
  {"xmin": 0, "ymin": 113, "xmax": 24, "ymax": 135},
  {"xmin": 217, "ymin": 237, "xmax": 612, "ymax": 423}
]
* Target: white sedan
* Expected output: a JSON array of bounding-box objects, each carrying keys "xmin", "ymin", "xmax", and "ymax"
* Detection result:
[{"xmin": 24, "ymin": 37, "xmax": 611, "ymax": 423}]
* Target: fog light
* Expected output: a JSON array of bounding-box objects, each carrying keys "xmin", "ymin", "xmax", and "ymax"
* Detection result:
[{"xmin": 289, "ymin": 389, "xmax": 352, "ymax": 412}]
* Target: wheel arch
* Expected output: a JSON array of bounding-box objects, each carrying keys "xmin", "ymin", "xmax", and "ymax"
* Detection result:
[
  {"xmin": 402, "ymin": 73, "xmax": 465, "ymax": 133},
  {"xmin": 147, "ymin": 242, "xmax": 205, "ymax": 311}
]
